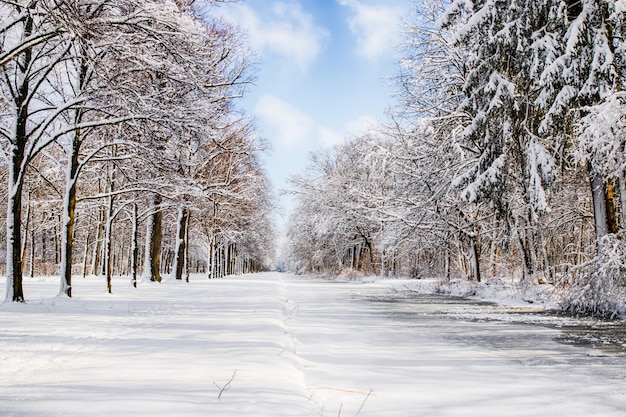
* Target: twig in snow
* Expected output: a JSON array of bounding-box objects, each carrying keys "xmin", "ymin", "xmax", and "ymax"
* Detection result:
[
  {"xmin": 354, "ymin": 389, "xmax": 374, "ymax": 417},
  {"xmin": 213, "ymin": 370, "xmax": 237, "ymax": 400},
  {"xmin": 282, "ymin": 303, "xmax": 300, "ymax": 321}
]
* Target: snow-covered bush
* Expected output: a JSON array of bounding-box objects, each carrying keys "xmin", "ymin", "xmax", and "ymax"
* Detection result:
[
  {"xmin": 557, "ymin": 234, "xmax": 626, "ymax": 318},
  {"xmin": 434, "ymin": 278, "xmax": 478, "ymax": 297}
]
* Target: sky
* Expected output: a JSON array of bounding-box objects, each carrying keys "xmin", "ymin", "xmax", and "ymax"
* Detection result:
[{"xmin": 212, "ymin": 0, "xmax": 411, "ymax": 225}]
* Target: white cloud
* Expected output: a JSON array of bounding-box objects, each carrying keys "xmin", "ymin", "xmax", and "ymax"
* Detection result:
[
  {"xmin": 254, "ymin": 95, "xmax": 315, "ymax": 148},
  {"xmin": 318, "ymin": 127, "xmax": 344, "ymax": 148},
  {"xmin": 346, "ymin": 115, "xmax": 377, "ymax": 134},
  {"xmin": 216, "ymin": 2, "xmax": 329, "ymax": 71},
  {"xmin": 255, "ymin": 94, "xmax": 377, "ymax": 150},
  {"xmin": 318, "ymin": 115, "xmax": 377, "ymax": 148},
  {"xmin": 337, "ymin": 0, "xmax": 402, "ymax": 60}
]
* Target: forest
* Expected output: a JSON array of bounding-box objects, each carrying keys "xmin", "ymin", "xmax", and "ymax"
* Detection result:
[
  {"xmin": 0, "ymin": 0, "xmax": 276, "ymax": 302},
  {"xmin": 2, "ymin": 0, "xmax": 625, "ymax": 318},
  {"xmin": 285, "ymin": 0, "xmax": 626, "ymax": 317}
]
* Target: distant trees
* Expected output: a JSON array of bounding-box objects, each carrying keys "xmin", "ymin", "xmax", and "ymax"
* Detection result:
[
  {"xmin": 285, "ymin": 0, "xmax": 625, "ymax": 316},
  {"xmin": 287, "ymin": 139, "xmax": 377, "ymax": 274},
  {"xmin": 1, "ymin": 0, "xmax": 274, "ymax": 301}
]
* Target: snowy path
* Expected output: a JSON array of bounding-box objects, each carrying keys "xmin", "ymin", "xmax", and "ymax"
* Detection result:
[{"xmin": 1, "ymin": 273, "xmax": 625, "ymax": 416}]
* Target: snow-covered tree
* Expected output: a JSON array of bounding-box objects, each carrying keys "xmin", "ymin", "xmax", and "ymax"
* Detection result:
[
  {"xmin": 437, "ymin": 0, "xmax": 563, "ymax": 282},
  {"xmin": 535, "ymin": 0, "xmax": 626, "ymax": 315},
  {"xmin": 536, "ymin": 0, "xmax": 625, "ymax": 239},
  {"xmin": 1, "ymin": 0, "xmax": 270, "ymax": 300},
  {"xmin": 1, "ymin": 0, "xmax": 92, "ymax": 301}
]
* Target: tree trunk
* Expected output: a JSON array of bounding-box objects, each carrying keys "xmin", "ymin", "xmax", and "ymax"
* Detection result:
[
  {"xmin": 444, "ymin": 246, "xmax": 451, "ymax": 282},
  {"xmin": 21, "ymin": 193, "xmax": 31, "ymax": 273},
  {"xmin": 163, "ymin": 247, "xmax": 172, "ymax": 276},
  {"xmin": 619, "ymin": 171, "xmax": 626, "ymax": 227},
  {"xmin": 488, "ymin": 217, "xmax": 499, "ymax": 278},
  {"xmin": 6, "ymin": 161, "xmax": 25, "ymax": 302},
  {"xmin": 184, "ymin": 213, "xmax": 190, "ymax": 282},
  {"xmin": 41, "ymin": 225, "xmax": 48, "ymax": 266},
  {"xmin": 208, "ymin": 232, "xmax": 215, "ymax": 279},
  {"xmin": 365, "ymin": 239, "xmax": 376, "ymax": 275},
  {"xmin": 218, "ymin": 244, "xmax": 224, "ymax": 278},
  {"xmin": 227, "ymin": 244, "xmax": 231, "ymax": 276},
  {"xmin": 215, "ymin": 244, "xmax": 221, "ymax": 278},
  {"xmin": 590, "ymin": 171, "xmax": 609, "ymax": 239},
  {"xmin": 59, "ymin": 131, "xmax": 81, "ymax": 297},
  {"xmin": 469, "ymin": 233, "xmax": 481, "ymax": 283},
  {"xmin": 59, "ymin": 43, "xmax": 90, "ymax": 296},
  {"xmin": 91, "ymin": 205, "xmax": 104, "ymax": 276},
  {"xmin": 605, "ymin": 179, "xmax": 618, "ymax": 234},
  {"xmin": 82, "ymin": 214, "xmax": 92, "ymax": 278},
  {"xmin": 6, "ymin": 113, "xmax": 27, "ymax": 302},
  {"xmin": 104, "ymin": 193, "xmax": 115, "ymax": 294},
  {"xmin": 29, "ymin": 225, "xmax": 35, "ymax": 278},
  {"xmin": 172, "ymin": 206, "xmax": 189, "ymax": 280},
  {"xmin": 356, "ymin": 245, "xmax": 363, "ymax": 270},
  {"xmin": 54, "ymin": 214, "xmax": 60, "ymax": 265},
  {"xmin": 517, "ymin": 233, "xmax": 532, "ymax": 283},
  {"xmin": 525, "ymin": 227, "xmax": 537, "ymax": 281},
  {"xmin": 131, "ymin": 202, "xmax": 139, "ymax": 288},
  {"xmin": 5, "ymin": 10, "xmax": 33, "ymax": 303},
  {"xmin": 142, "ymin": 204, "xmax": 154, "ymax": 280},
  {"xmin": 143, "ymin": 194, "xmax": 163, "ymax": 282}
]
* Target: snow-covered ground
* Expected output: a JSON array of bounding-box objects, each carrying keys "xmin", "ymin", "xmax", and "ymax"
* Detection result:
[{"xmin": 1, "ymin": 273, "xmax": 626, "ymax": 416}]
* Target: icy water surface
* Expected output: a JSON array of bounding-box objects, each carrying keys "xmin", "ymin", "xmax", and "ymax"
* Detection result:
[
  {"xmin": 354, "ymin": 288, "xmax": 626, "ymax": 357},
  {"xmin": 285, "ymin": 275, "xmax": 626, "ymax": 416}
]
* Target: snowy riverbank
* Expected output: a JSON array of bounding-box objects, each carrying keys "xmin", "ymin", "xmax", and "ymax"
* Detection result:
[
  {"xmin": 337, "ymin": 269, "xmax": 626, "ymax": 319},
  {"xmin": 2, "ymin": 273, "xmax": 626, "ymax": 416},
  {"xmin": 353, "ymin": 275, "xmax": 561, "ymax": 311}
]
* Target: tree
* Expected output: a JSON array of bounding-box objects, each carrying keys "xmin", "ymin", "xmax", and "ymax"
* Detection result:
[
  {"xmin": 1, "ymin": 0, "xmax": 82, "ymax": 301},
  {"xmin": 535, "ymin": 0, "xmax": 626, "ymax": 315},
  {"xmin": 1, "ymin": 0, "xmax": 267, "ymax": 300},
  {"xmin": 55, "ymin": 0, "xmax": 156, "ymax": 296},
  {"xmin": 536, "ymin": 0, "xmax": 625, "ymax": 240},
  {"xmin": 393, "ymin": 0, "xmax": 486, "ymax": 281},
  {"xmin": 437, "ymin": 0, "xmax": 563, "ymax": 282}
]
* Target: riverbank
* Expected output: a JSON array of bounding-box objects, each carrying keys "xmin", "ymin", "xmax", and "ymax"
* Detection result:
[{"xmin": 352, "ymin": 275, "xmax": 559, "ymax": 309}]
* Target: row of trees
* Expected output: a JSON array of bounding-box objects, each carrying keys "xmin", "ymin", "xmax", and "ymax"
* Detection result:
[
  {"xmin": 286, "ymin": 0, "xmax": 625, "ymax": 316},
  {"xmin": 1, "ymin": 0, "xmax": 275, "ymax": 302}
]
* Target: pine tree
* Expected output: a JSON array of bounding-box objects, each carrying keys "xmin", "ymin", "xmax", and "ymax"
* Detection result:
[{"xmin": 438, "ymin": 0, "xmax": 559, "ymax": 281}]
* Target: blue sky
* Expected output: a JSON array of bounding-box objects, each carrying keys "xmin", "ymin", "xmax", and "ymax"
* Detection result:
[{"xmin": 213, "ymin": 0, "xmax": 411, "ymax": 222}]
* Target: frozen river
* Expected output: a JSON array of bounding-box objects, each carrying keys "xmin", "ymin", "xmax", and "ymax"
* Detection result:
[
  {"xmin": 1, "ymin": 272, "xmax": 625, "ymax": 416},
  {"xmin": 283, "ymin": 275, "xmax": 626, "ymax": 416}
]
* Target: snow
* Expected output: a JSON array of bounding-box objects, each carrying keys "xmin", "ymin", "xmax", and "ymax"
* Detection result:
[
  {"xmin": 365, "ymin": 275, "xmax": 559, "ymax": 312},
  {"xmin": 457, "ymin": 154, "xmax": 505, "ymax": 203},
  {"xmin": 1, "ymin": 272, "xmax": 626, "ymax": 416},
  {"xmin": 450, "ymin": 0, "xmax": 493, "ymax": 43},
  {"xmin": 527, "ymin": 139, "xmax": 557, "ymax": 216},
  {"xmin": 485, "ymin": 72, "xmax": 515, "ymax": 111},
  {"xmin": 577, "ymin": 92, "xmax": 626, "ymax": 178}
]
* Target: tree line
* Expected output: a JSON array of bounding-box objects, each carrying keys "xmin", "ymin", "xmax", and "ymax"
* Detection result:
[
  {"xmin": 1, "ymin": 0, "xmax": 275, "ymax": 302},
  {"xmin": 286, "ymin": 0, "xmax": 625, "ymax": 317}
]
